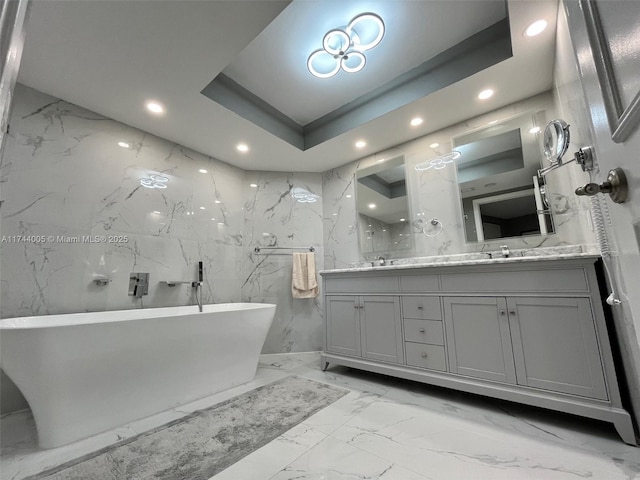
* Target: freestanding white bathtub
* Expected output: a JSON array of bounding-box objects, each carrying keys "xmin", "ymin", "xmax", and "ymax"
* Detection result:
[{"xmin": 0, "ymin": 303, "xmax": 276, "ymax": 448}]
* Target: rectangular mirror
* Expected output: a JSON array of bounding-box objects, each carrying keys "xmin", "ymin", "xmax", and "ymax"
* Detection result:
[
  {"xmin": 356, "ymin": 155, "xmax": 412, "ymax": 257},
  {"xmin": 453, "ymin": 111, "xmax": 555, "ymax": 242}
]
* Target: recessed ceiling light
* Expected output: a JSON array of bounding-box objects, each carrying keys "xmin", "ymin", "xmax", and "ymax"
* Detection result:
[
  {"xmin": 211, "ymin": 218, "xmax": 216, "ymax": 221},
  {"xmin": 346, "ymin": 194, "xmax": 352, "ymax": 198},
  {"xmin": 410, "ymin": 117, "xmax": 424, "ymax": 127},
  {"xmin": 214, "ymin": 200, "xmax": 221, "ymax": 204},
  {"xmin": 237, "ymin": 143, "xmax": 249, "ymax": 153},
  {"xmin": 152, "ymin": 210, "xmax": 162, "ymax": 215},
  {"xmin": 199, "ymin": 169, "xmax": 208, "ymax": 173},
  {"xmin": 525, "ymin": 19, "xmax": 547, "ymax": 37},
  {"xmin": 400, "ymin": 218, "xmax": 406, "ymax": 222},
  {"xmin": 368, "ymin": 203, "xmax": 376, "ymax": 209},
  {"xmin": 478, "ymin": 89, "xmax": 494, "ymax": 100},
  {"xmin": 217, "ymin": 222, "xmax": 225, "ymax": 226},
  {"xmin": 529, "ymin": 126, "xmax": 541, "ymax": 134},
  {"xmin": 430, "ymin": 142, "xmax": 439, "ymax": 148},
  {"xmin": 355, "ymin": 140, "xmax": 367, "ymax": 149},
  {"xmin": 199, "ymin": 206, "xmax": 206, "ymax": 210},
  {"xmin": 146, "ymin": 101, "xmax": 164, "ymax": 114},
  {"xmin": 118, "ymin": 141, "xmax": 130, "ymax": 148},
  {"xmin": 250, "ymin": 183, "xmax": 258, "ymax": 188}
]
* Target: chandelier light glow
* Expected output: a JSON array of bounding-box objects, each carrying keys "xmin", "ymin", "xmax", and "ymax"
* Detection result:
[
  {"xmin": 415, "ymin": 151, "xmax": 461, "ymax": 171},
  {"xmin": 307, "ymin": 13, "xmax": 385, "ymax": 79}
]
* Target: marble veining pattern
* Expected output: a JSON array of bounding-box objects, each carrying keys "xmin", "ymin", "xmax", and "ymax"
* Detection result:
[
  {"xmin": 3, "ymin": 353, "xmax": 638, "ymax": 480},
  {"xmin": 0, "ymin": 84, "xmax": 327, "ymax": 413},
  {"xmin": 321, "ymin": 92, "xmax": 598, "ymax": 269},
  {"xmin": 323, "ymin": 245, "xmax": 596, "ymax": 274},
  {"xmin": 241, "ymin": 171, "xmax": 324, "ymax": 354}
]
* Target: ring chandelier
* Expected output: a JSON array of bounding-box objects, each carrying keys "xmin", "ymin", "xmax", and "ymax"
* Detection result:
[{"xmin": 307, "ymin": 13, "xmax": 385, "ymax": 79}]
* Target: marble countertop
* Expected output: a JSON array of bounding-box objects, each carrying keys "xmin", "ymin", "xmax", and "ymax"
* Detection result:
[{"xmin": 320, "ymin": 245, "xmax": 601, "ymax": 275}]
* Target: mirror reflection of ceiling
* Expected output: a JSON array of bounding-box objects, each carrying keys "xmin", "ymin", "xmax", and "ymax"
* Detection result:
[
  {"xmin": 17, "ymin": 0, "xmax": 559, "ymax": 172},
  {"xmin": 203, "ymin": 0, "xmax": 511, "ymax": 150},
  {"xmin": 456, "ymin": 129, "xmax": 524, "ymax": 183},
  {"xmin": 455, "ymin": 112, "xmax": 542, "ymax": 200},
  {"xmin": 357, "ymin": 158, "xmax": 408, "ymax": 224}
]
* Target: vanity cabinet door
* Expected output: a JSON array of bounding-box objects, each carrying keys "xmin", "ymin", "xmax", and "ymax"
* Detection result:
[
  {"xmin": 443, "ymin": 297, "xmax": 517, "ymax": 384},
  {"xmin": 507, "ymin": 297, "xmax": 608, "ymax": 400},
  {"xmin": 361, "ymin": 296, "xmax": 403, "ymax": 364},
  {"xmin": 326, "ymin": 296, "xmax": 361, "ymax": 357}
]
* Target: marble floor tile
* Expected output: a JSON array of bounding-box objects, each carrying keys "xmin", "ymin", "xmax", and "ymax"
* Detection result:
[
  {"xmin": 2, "ymin": 352, "xmax": 639, "ymax": 480},
  {"xmin": 268, "ymin": 435, "xmax": 432, "ymax": 480}
]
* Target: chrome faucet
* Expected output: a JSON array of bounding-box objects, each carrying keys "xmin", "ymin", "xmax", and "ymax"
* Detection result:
[
  {"xmin": 500, "ymin": 245, "xmax": 510, "ymax": 258},
  {"xmin": 192, "ymin": 261, "xmax": 204, "ymax": 312},
  {"xmin": 375, "ymin": 256, "xmax": 386, "ymax": 266}
]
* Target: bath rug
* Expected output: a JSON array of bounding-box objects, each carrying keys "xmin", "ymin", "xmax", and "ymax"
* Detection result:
[{"xmin": 27, "ymin": 376, "xmax": 347, "ymax": 480}]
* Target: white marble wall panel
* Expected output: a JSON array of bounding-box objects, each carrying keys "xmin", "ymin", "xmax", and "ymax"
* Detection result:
[
  {"xmin": 322, "ymin": 92, "xmax": 596, "ymax": 266},
  {"xmin": 322, "ymin": 163, "xmax": 359, "ymax": 270},
  {"xmin": 0, "ymin": 86, "xmax": 330, "ymax": 411},
  {"xmin": 241, "ymin": 172, "xmax": 324, "ymax": 354},
  {"xmin": 1, "ymin": 84, "xmax": 246, "ymax": 321}
]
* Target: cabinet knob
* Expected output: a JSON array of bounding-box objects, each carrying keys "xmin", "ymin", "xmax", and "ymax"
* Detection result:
[
  {"xmin": 500, "ymin": 310, "xmax": 506, "ymax": 316},
  {"xmin": 509, "ymin": 311, "xmax": 516, "ymax": 316},
  {"xmin": 417, "ymin": 305, "xmax": 424, "ymax": 309},
  {"xmin": 419, "ymin": 328, "xmax": 426, "ymax": 333},
  {"xmin": 421, "ymin": 353, "xmax": 428, "ymax": 358}
]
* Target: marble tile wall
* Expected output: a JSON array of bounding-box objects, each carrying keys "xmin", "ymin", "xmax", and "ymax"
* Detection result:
[
  {"xmin": 0, "ymin": 84, "xmax": 325, "ymax": 411},
  {"xmin": 241, "ymin": 171, "xmax": 324, "ymax": 354},
  {"xmin": 1, "ymin": 84, "xmax": 245, "ymax": 318},
  {"xmin": 322, "ymin": 92, "xmax": 597, "ymax": 266}
]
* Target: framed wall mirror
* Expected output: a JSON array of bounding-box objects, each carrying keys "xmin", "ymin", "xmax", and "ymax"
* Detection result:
[
  {"xmin": 453, "ymin": 111, "xmax": 555, "ymax": 242},
  {"xmin": 356, "ymin": 155, "xmax": 413, "ymax": 257}
]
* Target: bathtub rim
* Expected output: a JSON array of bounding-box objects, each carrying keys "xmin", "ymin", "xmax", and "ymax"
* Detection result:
[{"xmin": 0, "ymin": 303, "xmax": 277, "ymax": 329}]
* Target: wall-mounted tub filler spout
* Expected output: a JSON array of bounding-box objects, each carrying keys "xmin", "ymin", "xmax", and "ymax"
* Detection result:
[
  {"xmin": 129, "ymin": 273, "xmax": 149, "ymax": 298},
  {"xmin": 192, "ymin": 261, "xmax": 204, "ymax": 312},
  {"xmin": 500, "ymin": 245, "xmax": 510, "ymax": 258}
]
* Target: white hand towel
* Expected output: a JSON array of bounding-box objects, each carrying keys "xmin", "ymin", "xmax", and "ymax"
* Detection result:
[{"xmin": 292, "ymin": 252, "xmax": 318, "ymax": 298}]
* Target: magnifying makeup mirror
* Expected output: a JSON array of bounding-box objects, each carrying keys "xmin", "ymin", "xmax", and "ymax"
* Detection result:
[{"xmin": 543, "ymin": 119, "xmax": 571, "ymax": 165}]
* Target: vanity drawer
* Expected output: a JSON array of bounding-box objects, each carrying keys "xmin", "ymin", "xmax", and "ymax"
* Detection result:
[
  {"xmin": 401, "ymin": 296, "xmax": 442, "ymax": 320},
  {"xmin": 405, "ymin": 342, "xmax": 446, "ymax": 371},
  {"xmin": 404, "ymin": 319, "xmax": 444, "ymax": 345},
  {"xmin": 400, "ymin": 274, "xmax": 439, "ymax": 292},
  {"xmin": 324, "ymin": 275, "xmax": 399, "ymax": 293},
  {"xmin": 440, "ymin": 268, "xmax": 589, "ymax": 293}
]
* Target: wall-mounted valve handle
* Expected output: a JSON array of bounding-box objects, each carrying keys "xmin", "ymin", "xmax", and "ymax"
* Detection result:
[{"xmin": 575, "ymin": 168, "xmax": 628, "ymax": 203}]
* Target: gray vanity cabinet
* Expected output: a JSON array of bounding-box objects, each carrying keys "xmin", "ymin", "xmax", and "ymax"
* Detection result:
[
  {"xmin": 321, "ymin": 258, "xmax": 637, "ymax": 445},
  {"xmin": 325, "ymin": 294, "xmax": 402, "ymax": 364},
  {"xmin": 506, "ymin": 296, "xmax": 607, "ymax": 400},
  {"xmin": 443, "ymin": 297, "xmax": 517, "ymax": 384},
  {"xmin": 325, "ymin": 296, "xmax": 361, "ymax": 357}
]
